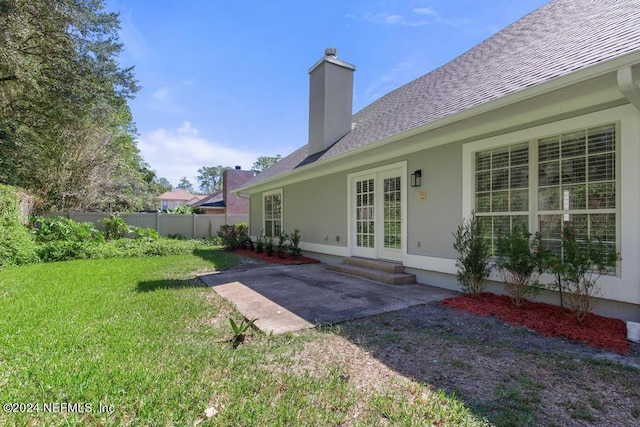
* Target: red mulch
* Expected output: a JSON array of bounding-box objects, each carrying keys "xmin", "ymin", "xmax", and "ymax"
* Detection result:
[
  {"xmin": 441, "ymin": 293, "xmax": 629, "ymax": 354},
  {"xmin": 233, "ymin": 249, "xmax": 320, "ymax": 265}
]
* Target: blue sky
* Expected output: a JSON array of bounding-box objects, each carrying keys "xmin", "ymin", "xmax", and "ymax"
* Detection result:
[{"xmin": 106, "ymin": 0, "xmax": 550, "ymax": 190}]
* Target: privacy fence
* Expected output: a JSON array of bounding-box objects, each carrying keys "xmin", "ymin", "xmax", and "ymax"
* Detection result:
[{"xmin": 50, "ymin": 212, "xmax": 249, "ymax": 239}]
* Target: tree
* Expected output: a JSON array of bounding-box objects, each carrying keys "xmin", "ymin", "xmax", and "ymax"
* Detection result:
[
  {"xmin": 154, "ymin": 177, "xmax": 172, "ymax": 194},
  {"xmin": 177, "ymin": 177, "xmax": 194, "ymax": 193},
  {"xmin": 0, "ymin": 0, "xmax": 146, "ymax": 213},
  {"xmin": 252, "ymin": 155, "xmax": 281, "ymax": 174},
  {"xmin": 197, "ymin": 165, "xmax": 229, "ymax": 193}
]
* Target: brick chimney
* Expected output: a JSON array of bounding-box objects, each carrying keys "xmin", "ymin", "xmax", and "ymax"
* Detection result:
[
  {"xmin": 223, "ymin": 168, "xmax": 255, "ymax": 214},
  {"xmin": 308, "ymin": 48, "xmax": 356, "ymax": 156}
]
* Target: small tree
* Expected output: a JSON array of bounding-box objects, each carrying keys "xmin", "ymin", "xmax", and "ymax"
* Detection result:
[
  {"xmin": 288, "ymin": 229, "xmax": 302, "ymax": 259},
  {"xmin": 452, "ymin": 212, "xmax": 491, "ymax": 296},
  {"xmin": 100, "ymin": 213, "xmax": 130, "ymax": 240},
  {"xmin": 542, "ymin": 227, "xmax": 620, "ymax": 324},
  {"xmin": 495, "ymin": 225, "xmax": 544, "ymax": 307},
  {"xmin": 217, "ymin": 223, "xmax": 251, "ymax": 250},
  {"xmin": 276, "ymin": 230, "xmax": 288, "ymax": 258}
]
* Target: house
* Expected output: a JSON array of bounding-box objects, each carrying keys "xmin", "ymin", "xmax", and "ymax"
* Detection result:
[
  {"xmin": 188, "ymin": 167, "xmax": 255, "ymax": 214},
  {"xmin": 236, "ymin": 1, "xmax": 640, "ymax": 322},
  {"xmin": 156, "ymin": 189, "xmax": 197, "ymax": 211}
]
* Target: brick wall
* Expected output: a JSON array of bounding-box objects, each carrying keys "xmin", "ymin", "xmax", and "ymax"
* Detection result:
[{"xmin": 223, "ymin": 169, "xmax": 255, "ymax": 214}]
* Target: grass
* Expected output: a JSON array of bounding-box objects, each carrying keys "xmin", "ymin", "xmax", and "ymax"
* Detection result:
[{"xmin": 0, "ymin": 247, "xmax": 485, "ymax": 426}]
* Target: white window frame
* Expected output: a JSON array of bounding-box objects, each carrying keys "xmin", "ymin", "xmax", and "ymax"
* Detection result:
[
  {"xmin": 463, "ymin": 113, "xmax": 623, "ymax": 276},
  {"xmin": 263, "ymin": 189, "xmax": 283, "ymax": 238}
]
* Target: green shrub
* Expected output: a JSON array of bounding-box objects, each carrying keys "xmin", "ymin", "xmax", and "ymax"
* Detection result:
[
  {"xmin": 217, "ymin": 223, "xmax": 251, "ymax": 250},
  {"xmin": 255, "ymin": 231, "xmax": 265, "ymax": 254},
  {"xmin": 541, "ymin": 227, "xmax": 620, "ymax": 324},
  {"xmin": 0, "ymin": 185, "xmax": 38, "ymax": 267},
  {"xmin": 101, "ymin": 213, "xmax": 131, "ymax": 240},
  {"xmin": 265, "ymin": 236, "xmax": 275, "ymax": 257},
  {"xmin": 132, "ymin": 226, "xmax": 160, "ymax": 242},
  {"xmin": 452, "ymin": 212, "xmax": 491, "ymax": 296},
  {"xmin": 36, "ymin": 241, "xmax": 96, "ymax": 262},
  {"xmin": 30, "ymin": 216, "xmax": 104, "ymax": 243},
  {"xmin": 495, "ymin": 225, "xmax": 544, "ymax": 307},
  {"xmin": 276, "ymin": 231, "xmax": 288, "ymax": 258},
  {"xmin": 288, "ymin": 229, "xmax": 302, "ymax": 259}
]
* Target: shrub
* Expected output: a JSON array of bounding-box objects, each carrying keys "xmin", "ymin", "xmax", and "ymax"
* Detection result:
[
  {"xmin": 132, "ymin": 226, "xmax": 160, "ymax": 242},
  {"xmin": 30, "ymin": 216, "xmax": 104, "ymax": 243},
  {"xmin": 217, "ymin": 223, "xmax": 251, "ymax": 250},
  {"xmin": 101, "ymin": 214, "xmax": 130, "ymax": 240},
  {"xmin": 0, "ymin": 185, "xmax": 38, "ymax": 267},
  {"xmin": 452, "ymin": 212, "xmax": 491, "ymax": 296},
  {"xmin": 265, "ymin": 236, "xmax": 275, "ymax": 257},
  {"xmin": 276, "ymin": 231, "xmax": 288, "ymax": 258},
  {"xmin": 495, "ymin": 225, "xmax": 544, "ymax": 307},
  {"xmin": 288, "ymin": 229, "xmax": 302, "ymax": 259},
  {"xmin": 541, "ymin": 227, "xmax": 620, "ymax": 324},
  {"xmin": 36, "ymin": 241, "xmax": 97, "ymax": 262},
  {"xmin": 255, "ymin": 231, "xmax": 265, "ymax": 254}
]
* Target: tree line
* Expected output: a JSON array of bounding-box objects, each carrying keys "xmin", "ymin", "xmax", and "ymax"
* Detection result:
[
  {"xmin": 0, "ymin": 1, "xmax": 283, "ymax": 212},
  {"xmin": 0, "ymin": 0, "xmax": 168, "ymax": 213}
]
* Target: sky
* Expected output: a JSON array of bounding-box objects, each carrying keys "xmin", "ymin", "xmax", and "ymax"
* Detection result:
[{"xmin": 105, "ymin": 0, "xmax": 550, "ymax": 190}]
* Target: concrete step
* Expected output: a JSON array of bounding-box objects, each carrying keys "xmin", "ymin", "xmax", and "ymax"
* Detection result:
[
  {"xmin": 327, "ymin": 263, "xmax": 416, "ymax": 285},
  {"xmin": 342, "ymin": 257, "xmax": 405, "ymax": 273}
]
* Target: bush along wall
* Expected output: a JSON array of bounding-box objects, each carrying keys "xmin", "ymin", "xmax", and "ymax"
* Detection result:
[{"xmin": 0, "ymin": 184, "xmax": 38, "ymax": 266}]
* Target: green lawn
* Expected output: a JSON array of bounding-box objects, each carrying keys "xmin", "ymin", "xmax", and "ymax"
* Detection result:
[{"xmin": 0, "ymin": 248, "xmax": 484, "ymax": 426}]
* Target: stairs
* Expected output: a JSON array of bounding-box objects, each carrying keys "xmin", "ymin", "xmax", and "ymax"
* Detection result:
[{"xmin": 327, "ymin": 257, "xmax": 416, "ymax": 285}]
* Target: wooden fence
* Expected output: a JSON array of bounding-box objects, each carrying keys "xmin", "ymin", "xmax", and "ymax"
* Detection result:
[{"xmin": 50, "ymin": 212, "xmax": 249, "ymax": 239}]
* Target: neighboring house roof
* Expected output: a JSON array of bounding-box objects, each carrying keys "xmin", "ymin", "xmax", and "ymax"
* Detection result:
[
  {"xmin": 157, "ymin": 189, "xmax": 197, "ymax": 201},
  {"xmin": 242, "ymin": 0, "xmax": 640, "ymax": 189},
  {"xmin": 189, "ymin": 190, "xmax": 224, "ymax": 208}
]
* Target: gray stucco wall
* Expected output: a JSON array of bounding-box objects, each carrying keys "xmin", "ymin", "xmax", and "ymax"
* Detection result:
[
  {"xmin": 248, "ymin": 172, "xmax": 348, "ymax": 246},
  {"xmin": 406, "ymin": 141, "xmax": 463, "ymax": 259},
  {"xmin": 250, "ymin": 140, "xmax": 463, "ymax": 259},
  {"xmin": 283, "ymin": 174, "xmax": 348, "ymax": 245}
]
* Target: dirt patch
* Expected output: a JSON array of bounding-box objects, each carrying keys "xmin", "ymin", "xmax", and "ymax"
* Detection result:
[
  {"xmin": 442, "ymin": 293, "xmax": 630, "ymax": 353},
  {"xmin": 332, "ymin": 302, "xmax": 640, "ymax": 426}
]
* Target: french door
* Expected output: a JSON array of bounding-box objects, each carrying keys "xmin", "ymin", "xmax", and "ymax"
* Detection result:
[{"xmin": 350, "ymin": 165, "xmax": 405, "ymax": 261}]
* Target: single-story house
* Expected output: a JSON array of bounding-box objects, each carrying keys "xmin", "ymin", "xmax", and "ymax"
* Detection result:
[
  {"xmin": 156, "ymin": 189, "xmax": 197, "ymax": 211},
  {"xmin": 188, "ymin": 167, "xmax": 255, "ymax": 214},
  {"xmin": 236, "ymin": 1, "xmax": 640, "ymax": 322}
]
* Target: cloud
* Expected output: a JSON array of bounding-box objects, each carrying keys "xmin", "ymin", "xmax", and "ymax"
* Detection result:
[
  {"xmin": 359, "ymin": 12, "xmax": 430, "ymax": 27},
  {"xmin": 351, "ymin": 6, "xmax": 467, "ymax": 28},
  {"xmin": 364, "ymin": 61, "xmax": 414, "ymax": 102},
  {"xmin": 138, "ymin": 121, "xmax": 260, "ymax": 189},
  {"xmin": 146, "ymin": 86, "xmax": 187, "ymax": 115},
  {"xmin": 152, "ymin": 88, "xmax": 169, "ymax": 101},
  {"xmin": 413, "ymin": 7, "xmax": 439, "ymax": 17},
  {"xmin": 119, "ymin": 10, "xmax": 154, "ymax": 62}
]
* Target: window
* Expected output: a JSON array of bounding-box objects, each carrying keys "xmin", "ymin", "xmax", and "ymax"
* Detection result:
[
  {"xmin": 473, "ymin": 124, "xmax": 616, "ymax": 258},
  {"xmin": 475, "ymin": 142, "xmax": 529, "ymax": 253},
  {"xmin": 537, "ymin": 124, "xmax": 616, "ymax": 257},
  {"xmin": 161, "ymin": 200, "xmax": 168, "ymax": 210},
  {"xmin": 263, "ymin": 190, "xmax": 282, "ymax": 237}
]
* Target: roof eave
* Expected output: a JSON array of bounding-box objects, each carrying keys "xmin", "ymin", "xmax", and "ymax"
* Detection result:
[{"xmin": 236, "ymin": 50, "xmax": 640, "ymax": 195}]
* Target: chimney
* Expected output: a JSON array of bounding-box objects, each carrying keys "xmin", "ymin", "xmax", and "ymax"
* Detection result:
[{"xmin": 308, "ymin": 48, "xmax": 356, "ymax": 156}]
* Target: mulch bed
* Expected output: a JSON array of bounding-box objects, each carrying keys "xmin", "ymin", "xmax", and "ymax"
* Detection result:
[
  {"xmin": 233, "ymin": 249, "xmax": 320, "ymax": 265},
  {"xmin": 442, "ymin": 293, "xmax": 629, "ymax": 354}
]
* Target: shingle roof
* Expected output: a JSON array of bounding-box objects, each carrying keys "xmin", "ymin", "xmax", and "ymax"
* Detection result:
[
  {"xmin": 245, "ymin": 0, "xmax": 640, "ymax": 188},
  {"xmin": 157, "ymin": 189, "xmax": 196, "ymax": 201}
]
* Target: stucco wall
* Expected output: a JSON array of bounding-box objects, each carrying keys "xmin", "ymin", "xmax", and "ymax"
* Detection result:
[{"xmin": 406, "ymin": 141, "xmax": 463, "ymax": 259}]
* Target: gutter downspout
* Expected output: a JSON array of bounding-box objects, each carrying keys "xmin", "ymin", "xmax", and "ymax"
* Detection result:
[{"xmin": 617, "ymin": 66, "xmax": 640, "ymax": 112}]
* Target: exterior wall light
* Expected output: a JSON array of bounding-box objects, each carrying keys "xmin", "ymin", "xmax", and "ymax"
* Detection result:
[{"xmin": 411, "ymin": 170, "xmax": 422, "ymax": 187}]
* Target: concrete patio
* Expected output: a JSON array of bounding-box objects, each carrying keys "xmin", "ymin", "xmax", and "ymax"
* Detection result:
[{"xmin": 199, "ymin": 263, "xmax": 458, "ymax": 334}]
